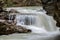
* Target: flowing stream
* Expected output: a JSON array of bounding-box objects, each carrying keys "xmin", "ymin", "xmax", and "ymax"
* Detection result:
[{"xmin": 0, "ymin": 7, "xmax": 60, "ymax": 40}]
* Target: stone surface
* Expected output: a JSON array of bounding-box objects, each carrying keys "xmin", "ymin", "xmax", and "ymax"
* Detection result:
[
  {"xmin": 0, "ymin": 20, "xmax": 31, "ymax": 35},
  {"xmin": 9, "ymin": 9, "xmax": 19, "ymax": 13},
  {"xmin": 54, "ymin": 34, "xmax": 60, "ymax": 40},
  {"xmin": 0, "ymin": 8, "xmax": 31, "ymax": 35}
]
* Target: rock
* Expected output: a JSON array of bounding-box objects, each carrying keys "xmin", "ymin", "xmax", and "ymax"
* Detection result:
[
  {"xmin": 54, "ymin": 34, "xmax": 60, "ymax": 40},
  {"xmin": 16, "ymin": 26, "xmax": 31, "ymax": 33},
  {"xmin": 41, "ymin": 0, "xmax": 55, "ymax": 4},
  {"xmin": 0, "ymin": 7, "xmax": 30, "ymax": 35},
  {"xmin": 0, "ymin": 12, "xmax": 8, "ymax": 20},
  {"xmin": 0, "ymin": 20, "xmax": 31, "ymax": 35},
  {"xmin": 41, "ymin": 0, "xmax": 60, "ymax": 27},
  {"xmin": 9, "ymin": 9, "xmax": 19, "ymax": 13}
]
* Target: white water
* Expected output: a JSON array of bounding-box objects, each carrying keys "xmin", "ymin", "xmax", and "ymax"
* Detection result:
[
  {"xmin": 1, "ymin": 7, "xmax": 59, "ymax": 40},
  {"xmin": 7, "ymin": 7, "xmax": 59, "ymax": 33},
  {"xmin": 15, "ymin": 9, "xmax": 58, "ymax": 33}
]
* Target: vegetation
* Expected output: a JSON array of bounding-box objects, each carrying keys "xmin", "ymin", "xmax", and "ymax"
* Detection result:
[{"xmin": 0, "ymin": 0, "xmax": 42, "ymax": 7}]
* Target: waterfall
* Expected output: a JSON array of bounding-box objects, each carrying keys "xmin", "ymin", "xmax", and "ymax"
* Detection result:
[
  {"xmin": 8, "ymin": 14, "xmax": 15, "ymax": 23},
  {"xmin": 15, "ymin": 11, "xmax": 58, "ymax": 33},
  {"xmin": 16, "ymin": 14, "xmax": 58, "ymax": 33},
  {"xmin": 1, "ymin": 7, "xmax": 59, "ymax": 40},
  {"xmin": 7, "ymin": 7, "xmax": 59, "ymax": 33}
]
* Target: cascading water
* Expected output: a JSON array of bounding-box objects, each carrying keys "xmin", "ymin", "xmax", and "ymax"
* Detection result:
[
  {"xmin": 0, "ymin": 7, "xmax": 59, "ymax": 40},
  {"xmin": 15, "ymin": 11, "xmax": 58, "ymax": 33},
  {"xmin": 7, "ymin": 7, "xmax": 59, "ymax": 33},
  {"xmin": 16, "ymin": 15, "xmax": 48, "ymax": 33},
  {"xmin": 10, "ymin": 9, "xmax": 57, "ymax": 33}
]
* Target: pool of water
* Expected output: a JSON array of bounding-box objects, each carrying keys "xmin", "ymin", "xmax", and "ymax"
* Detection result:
[{"xmin": 0, "ymin": 32, "xmax": 60, "ymax": 40}]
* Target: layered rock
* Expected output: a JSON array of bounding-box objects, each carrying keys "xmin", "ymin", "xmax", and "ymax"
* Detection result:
[
  {"xmin": 0, "ymin": 6, "xmax": 31, "ymax": 35},
  {"xmin": 9, "ymin": 9, "xmax": 19, "ymax": 13},
  {"xmin": 0, "ymin": 20, "xmax": 31, "ymax": 35}
]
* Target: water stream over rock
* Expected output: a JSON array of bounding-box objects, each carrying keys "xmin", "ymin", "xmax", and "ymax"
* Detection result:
[{"xmin": 0, "ymin": 7, "xmax": 60, "ymax": 40}]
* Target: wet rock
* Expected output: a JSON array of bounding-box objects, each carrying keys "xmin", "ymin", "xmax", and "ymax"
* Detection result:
[
  {"xmin": 41, "ymin": 0, "xmax": 60, "ymax": 27},
  {"xmin": 54, "ymin": 34, "xmax": 60, "ymax": 40},
  {"xmin": 0, "ymin": 21, "xmax": 31, "ymax": 35},
  {"xmin": 16, "ymin": 26, "xmax": 31, "ymax": 33},
  {"xmin": 0, "ymin": 12, "xmax": 9, "ymax": 20},
  {"xmin": 9, "ymin": 9, "xmax": 19, "ymax": 13},
  {"xmin": 0, "ymin": 7, "xmax": 31, "ymax": 35}
]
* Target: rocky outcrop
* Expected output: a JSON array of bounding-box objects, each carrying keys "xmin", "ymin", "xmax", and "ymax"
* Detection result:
[
  {"xmin": 41, "ymin": 0, "xmax": 60, "ymax": 27},
  {"xmin": 0, "ymin": 7, "xmax": 31, "ymax": 35},
  {"xmin": 9, "ymin": 9, "xmax": 19, "ymax": 13},
  {"xmin": 0, "ymin": 20, "xmax": 31, "ymax": 35}
]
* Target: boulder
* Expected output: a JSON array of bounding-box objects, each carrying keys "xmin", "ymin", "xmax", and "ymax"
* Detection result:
[{"xmin": 9, "ymin": 9, "xmax": 19, "ymax": 13}]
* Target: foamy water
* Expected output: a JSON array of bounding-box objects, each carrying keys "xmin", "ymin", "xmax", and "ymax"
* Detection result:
[
  {"xmin": 0, "ymin": 7, "xmax": 59, "ymax": 40},
  {"xmin": 0, "ymin": 32, "xmax": 60, "ymax": 40}
]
